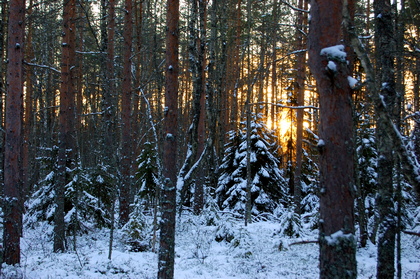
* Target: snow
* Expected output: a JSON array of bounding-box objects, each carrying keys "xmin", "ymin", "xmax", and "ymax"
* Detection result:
[
  {"xmin": 317, "ymin": 139, "xmax": 325, "ymax": 148},
  {"xmin": 5, "ymin": 216, "xmax": 419, "ymax": 278},
  {"xmin": 408, "ymin": 103, "xmax": 412, "ymax": 110},
  {"xmin": 327, "ymin": 61, "xmax": 337, "ymax": 71},
  {"xmin": 348, "ymin": 76, "xmax": 358, "ymax": 88},
  {"xmin": 320, "ymin": 45, "xmax": 347, "ymax": 62},
  {"xmin": 324, "ymin": 230, "xmax": 355, "ymax": 246}
]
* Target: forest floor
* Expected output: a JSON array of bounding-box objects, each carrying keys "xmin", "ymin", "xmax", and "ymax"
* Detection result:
[{"xmin": 1, "ymin": 213, "xmax": 419, "ymax": 278}]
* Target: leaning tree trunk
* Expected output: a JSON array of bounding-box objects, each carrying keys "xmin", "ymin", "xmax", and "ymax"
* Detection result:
[
  {"xmin": 158, "ymin": 0, "xmax": 179, "ymax": 277},
  {"xmin": 308, "ymin": 0, "xmax": 357, "ymax": 278},
  {"xmin": 3, "ymin": 0, "xmax": 25, "ymax": 265}
]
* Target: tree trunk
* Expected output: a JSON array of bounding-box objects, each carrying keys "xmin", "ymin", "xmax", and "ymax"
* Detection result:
[
  {"xmin": 226, "ymin": 0, "xmax": 241, "ymax": 131},
  {"xmin": 23, "ymin": 0, "xmax": 34, "ymax": 203},
  {"xmin": 55, "ymin": 0, "xmax": 77, "ymax": 253},
  {"xmin": 374, "ymin": 0, "xmax": 397, "ymax": 277},
  {"xmin": 120, "ymin": 0, "xmax": 133, "ymax": 226},
  {"xmin": 103, "ymin": 0, "xmax": 117, "ymax": 259},
  {"xmin": 178, "ymin": 0, "xmax": 207, "ymax": 213},
  {"xmin": 3, "ymin": 0, "xmax": 25, "ymax": 265},
  {"xmin": 308, "ymin": 0, "xmax": 357, "ymax": 277},
  {"xmin": 293, "ymin": 0, "xmax": 308, "ymax": 214},
  {"xmin": 206, "ymin": 0, "xmax": 223, "ymax": 194},
  {"xmin": 192, "ymin": 0, "xmax": 207, "ymax": 215},
  {"xmin": 158, "ymin": 0, "xmax": 179, "ymax": 277}
]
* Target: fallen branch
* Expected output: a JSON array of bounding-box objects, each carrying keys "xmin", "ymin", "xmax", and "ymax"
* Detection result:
[
  {"xmin": 289, "ymin": 240, "xmax": 318, "ymax": 246},
  {"xmin": 402, "ymin": 230, "xmax": 420, "ymax": 237}
]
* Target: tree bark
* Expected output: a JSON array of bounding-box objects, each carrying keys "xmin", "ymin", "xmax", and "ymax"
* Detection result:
[
  {"xmin": 3, "ymin": 0, "xmax": 25, "ymax": 265},
  {"xmin": 178, "ymin": 0, "xmax": 207, "ymax": 214},
  {"xmin": 308, "ymin": 0, "xmax": 357, "ymax": 277},
  {"xmin": 23, "ymin": 0, "xmax": 34, "ymax": 203},
  {"xmin": 120, "ymin": 0, "xmax": 133, "ymax": 226},
  {"xmin": 55, "ymin": 0, "xmax": 77, "ymax": 253},
  {"xmin": 158, "ymin": 0, "xmax": 179, "ymax": 277},
  {"xmin": 374, "ymin": 0, "xmax": 397, "ymax": 277},
  {"xmin": 293, "ymin": 0, "xmax": 308, "ymax": 214}
]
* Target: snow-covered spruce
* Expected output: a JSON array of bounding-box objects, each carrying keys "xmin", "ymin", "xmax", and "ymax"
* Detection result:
[{"xmin": 216, "ymin": 113, "xmax": 289, "ymax": 216}]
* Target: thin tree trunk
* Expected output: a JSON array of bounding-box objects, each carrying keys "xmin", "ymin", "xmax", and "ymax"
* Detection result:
[
  {"xmin": 293, "ymin": 0, "xmax": 307, "ymax": 214},
  {"xmin": 120, "ymin": 0, "xmax": 133, "ymax": 226},
  {"xmin": 103, "ymin": 0, "xmax": 117, "ymax": 259},
  {"xmin": 394, "ymin": 2, "xmax": 405, "ymax": 278},
  {"xmin": 308, "ymin": 0, "xmax": 357, "ymax": 277},
  {"xmin": 193, "ymin": 0, "xmax": 207, "ymax": 215},
  {"xmin": 158, "ymin": 0, "xmax": 179, "ymax": 277},
  {"xmin": 3, "ymin": 0, "xmax": 25, "ymax": 265},
  {"xmin": 227, "ymin": 0, "xmax": 241, "ymax": 131},
  {"xmin": 206, "ymin": 0, "xmax": 222, "ymax": 194},
  {"xmin": 23, "ymin": 0, "xmax": 34, "ymax": 203},
  {"xmin": 180, "ymin": 0, "xmax": 207, "ymax": 214},
  {"xmin": 55, "ymin": 0, "xmax": 77, "ymax": 253}
]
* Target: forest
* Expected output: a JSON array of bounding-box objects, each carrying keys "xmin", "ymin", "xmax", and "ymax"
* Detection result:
[{"xmin": 1, "ymin": 0, "xmax": 420, "ymax": 278}]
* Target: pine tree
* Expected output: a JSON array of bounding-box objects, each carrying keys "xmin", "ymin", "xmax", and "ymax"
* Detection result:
[
  {"xmin": 3, "ymin": 0, "xmax": 26, "ymax": 264},
  {"xmin": 308, "ymin": 0, "xmax": 357, "ymax": 276}
]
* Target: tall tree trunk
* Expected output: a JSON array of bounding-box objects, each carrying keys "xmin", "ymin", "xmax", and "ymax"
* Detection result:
[
  {"xmin": 120, "ymin": 0, "xmax": 133, "ymax": 226},
  {"xmin": 374, "ymin": 0, "xmax": 397, "ymax": 277},
  {"xmin": 103, "ymin": 0, "xmax": 117, "ymax": 259},
  {"xmin": 3, "ymin": 0, "xmax": 25, "ymax": 265},
  {"xmin": 293, "ymin": 0, "xmax": 308, "ymax": 214},
  {"xmin": 206, "ymin": 0, "xmax": 222, "ymax": 194},
  {"xmin": 102, "ymin": 0, "xmax": 117, "ymax": 189},
  {"xmin": 271, "ymin": 0, "xmax": 278, "ymax": 131},
  {"xmin": 394, "ymin": 2, "xmax": 405, "ymax": 278},
  {"xmin": 193, "ymin": 0, "xmax": 207, "ymax": 215},
  {"xmin": 308, "ymin": 0, "xmax": 357, "ymax": 277},
  {"xmin": 0, "ymin": 0, "xmax": 7, "ymax": 190},
  {"xmin": 179, "ymin": 0, "xmax": 207, "ymax": 214},
  {"xmin": 158, "ymin": 0, "xmax": 179, "ymax": 277},
  {"xmin": 226, "ymin": 0, "xmax": 241, "ymax": 131},
  {"xmin": 55, "ymin": 0, "xmax": 77, "ymax": 253},
  {"xmin": 23, "ymin": 0, "xmax": 34, "ymax": 202}
]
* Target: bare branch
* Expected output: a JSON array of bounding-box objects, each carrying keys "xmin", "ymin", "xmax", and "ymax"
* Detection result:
[
  {"xmin": 343, "ymin": 0, "xmax": 420, "ymax": 196},
  {"xmin": 281, "ymin": 0, "xmax": 309, "ymax": 13},
  {"xmin": 24, "ymin": 61, "xmax": 60, "ymax": 73}
]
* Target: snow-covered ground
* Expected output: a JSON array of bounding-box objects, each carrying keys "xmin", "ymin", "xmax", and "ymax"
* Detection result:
[{"xmin": 2, "ymin": 215, "xmax": 419, "ymax": 278}]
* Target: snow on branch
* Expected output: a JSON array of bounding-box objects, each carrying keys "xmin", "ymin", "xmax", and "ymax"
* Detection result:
[
  {"xmin": 281, "ymin": 0, "xmax": 309, "ymax": 13},
  {"xmin": 24, "ymin": 61, "xmax": 60, "ymax": 74},
  {"xmin": 249, "ymin": 102, "xmax": 318, "ymax": 110},
  {"xmin": 320, "ymin": 45, "xmax": 347, "ymax": 62}
]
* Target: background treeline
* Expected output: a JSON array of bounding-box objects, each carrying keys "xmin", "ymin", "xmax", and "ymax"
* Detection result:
[{"xmin": 0, "ymin": 0, "xmax": 419, "ymax": 277}]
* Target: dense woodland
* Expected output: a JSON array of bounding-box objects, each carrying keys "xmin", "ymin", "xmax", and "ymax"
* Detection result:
[{"xmin": 1, "ymin": 0, "xmax": 420, "ymax": 278}]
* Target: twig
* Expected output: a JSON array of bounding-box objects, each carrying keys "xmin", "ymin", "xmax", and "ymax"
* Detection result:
[{"xmin": 289, "ymin": 240, "xmax": 318, "ymax": 246}]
